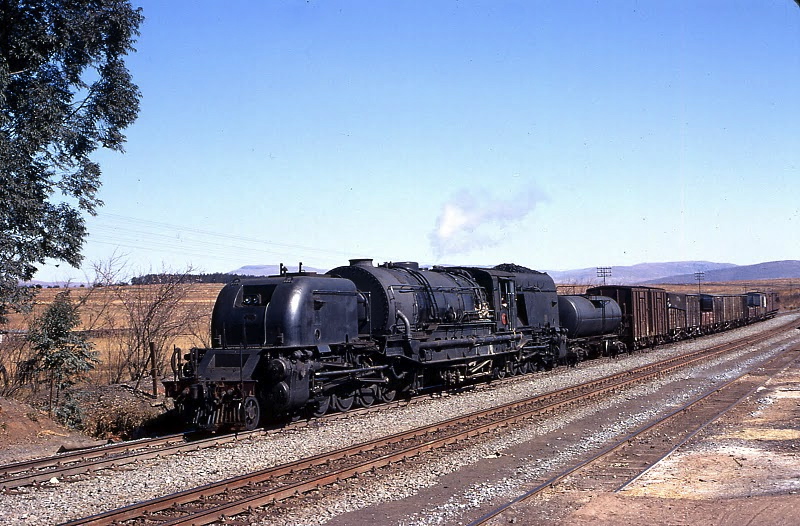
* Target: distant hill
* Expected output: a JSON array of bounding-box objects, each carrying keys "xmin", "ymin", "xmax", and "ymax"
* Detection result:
[
  {"xmin": 25, "ymin": 260, "xmax": 799, "ymax": 289},
  {"xmin": 227, "ymin": 260, "xmax": 800, "ymax": 284},
  {"xmin": 546, "ymin": 261, "xmax": 737, "ymax": 285},
  {"xmin": 642, "ymin": 260, "xmax": 800, "ymax": 285}
]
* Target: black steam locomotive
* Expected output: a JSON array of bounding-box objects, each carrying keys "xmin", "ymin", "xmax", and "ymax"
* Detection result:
[{"xmin": 163, "ymin": 259, "xmax": 775, "ymax": 430}]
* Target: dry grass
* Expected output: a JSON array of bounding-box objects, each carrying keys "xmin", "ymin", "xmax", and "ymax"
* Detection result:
[
  {"xmin": 2, "ymin": 283, "xmax": 225, "ymax": 387},
  {"xmin": 6, "ymin": 283, "xmax": 222, "ymax": 331}
]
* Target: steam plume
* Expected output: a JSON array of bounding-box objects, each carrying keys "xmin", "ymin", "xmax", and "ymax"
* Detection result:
[{"xmin": 429, "ymin": 186, "xmax": 547, "ymax": 258}]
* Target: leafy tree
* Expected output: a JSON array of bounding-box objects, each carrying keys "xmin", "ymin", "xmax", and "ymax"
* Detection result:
[
  {"xmin": 27, "ymin": 290, "xmax": 99, "ymax": 413},
  {"xmin": 0, "ymin": 0, "xmax": 144, "ymax": 323}
]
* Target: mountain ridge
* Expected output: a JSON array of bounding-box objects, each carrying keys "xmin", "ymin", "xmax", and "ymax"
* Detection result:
[
  {"xmin": 639, "ymin": 260, "xmax": 800, "ymax": 285},
  {"xmin": 229, "ymin": 260, "xmax": 800, "ymax": 285},
  {"xmin": 25, "ymin": 260, "xmax": 800, "ymax": 288},
  {"xmin": 545, "ymin": 261, "xmax": 737, "ymax": 285}
]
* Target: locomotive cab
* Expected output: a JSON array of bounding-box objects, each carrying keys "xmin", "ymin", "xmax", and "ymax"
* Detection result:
[{"xmin": 458, "ymin": 266, "xmax": 560, "ymax": 331}]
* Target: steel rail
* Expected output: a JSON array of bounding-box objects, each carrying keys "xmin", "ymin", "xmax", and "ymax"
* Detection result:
[
  {"xmin": 63, "ymin": 320, "xmax": 796, "ymax": 526},
  {"xmin": 466, "ymin": 346, "xmax": 800, "ymax": 526},
  {"xmin": 0, "ymin": 433, "xmax": 186, "ymax": 487},
  {"xmin": 613, "ymin": 347, "xmax": 800, "ymax": 492},
  {"xmin": 0, "ymin": 430, "xmax": 268, "ymax": 491},
  {"xmin": 12, "ymin": 317, "xmax": 789, "ymax": 492}
]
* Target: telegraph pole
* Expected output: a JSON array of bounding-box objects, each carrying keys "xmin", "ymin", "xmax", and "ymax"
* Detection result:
[
  {"xmin": 695, "ymin": 271, "xmax": 704, "ymax": 294},
  {"xmin": 597, "ymin": 267, "xmax": 612, "ymax": 286},
  {"xmin": 595, "ymin": 268, "xmax": 611, "ymax": 345}
]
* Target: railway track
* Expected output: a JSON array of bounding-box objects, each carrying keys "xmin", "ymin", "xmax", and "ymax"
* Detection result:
[
  {"xmin": 0, "ymin": 430, "xmax": 267, "ymax": 491},
  {"xmin": 5, "ymin": 320, "xmax": 775, "ymax": 493},
  {"xmin": 0, "ymin": 375, "xmax": 424, "ymax": 491},
  {"xmin": 0, "ymin": 393, "xmax": 420, "ymax": 492},
  {"xmin": 467, "ymin": 345, "xmax": 800, "ymax": 525},
  {"xmin": 62, "ymin": 320, "xmax": 795, "ymax": 526}
]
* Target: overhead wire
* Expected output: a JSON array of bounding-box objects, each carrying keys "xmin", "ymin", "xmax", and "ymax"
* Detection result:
[
  {"xmin": 95, "ymin": 212, "xmax": 358, "ymax": 256},
  {"xmin": 83, "ymin": 211, "xmax": 380, "ymax": 270}
]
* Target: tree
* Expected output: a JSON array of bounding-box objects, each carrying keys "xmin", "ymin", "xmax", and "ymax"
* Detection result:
[
  {"xmin": 27, "ymin": 290, "xmax": 98, "ymax": 414},
  {"xmin": 0, "ymin": 0, "xmax": 144, "ymax": 323},
  {"xmin": 91, "ymin": 258, "xmax": 210, "ymax": 386}
]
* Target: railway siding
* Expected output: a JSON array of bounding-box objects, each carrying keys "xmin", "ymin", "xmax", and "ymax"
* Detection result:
[{"xmin": 1, "ymin": 315, "xmax": 798, "ymax": 525}]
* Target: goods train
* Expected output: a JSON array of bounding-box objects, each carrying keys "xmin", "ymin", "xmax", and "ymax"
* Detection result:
[{"xmin": 163, "ymin": 259, "xmax": 778, "ymax": 430}]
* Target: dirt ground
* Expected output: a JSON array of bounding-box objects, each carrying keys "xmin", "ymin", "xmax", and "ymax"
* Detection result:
[
  {"xmin": 558, "ymin": 358, "xmax": 800, "ymax": 526},
  {"xmin": 0, "ymin": 397, "xmax": 104, "ymax": 464},
  {"xmin": 0, "ymin": 383, "xmax": 170, "ymax": 465}
]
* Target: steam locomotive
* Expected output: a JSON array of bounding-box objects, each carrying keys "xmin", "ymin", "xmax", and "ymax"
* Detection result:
[{"xmin": 163, "ymin": 259, "xmax": 776, "ymax": 430}]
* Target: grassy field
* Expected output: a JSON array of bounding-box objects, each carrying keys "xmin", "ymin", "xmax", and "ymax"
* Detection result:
[
  {"xmin": 4, "ymin": 283, "xmax": 224, "ymax": 338},
  {"xmin": 2, "ymin": 283, "xmax": 225, "ymax": 387}
]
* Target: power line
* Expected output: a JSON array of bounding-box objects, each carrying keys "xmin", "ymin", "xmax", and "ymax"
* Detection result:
[
  {"xmin": 83, "ymin": 211, "xmax": 382, "ymax": 269},
  {"xmin": 95, "ymin": 213, "xmax": 356, "ymax": 256}
]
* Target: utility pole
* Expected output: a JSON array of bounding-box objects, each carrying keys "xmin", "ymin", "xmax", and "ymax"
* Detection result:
[
  {"xmin": 695, "ymin": 271, "xmax": 704, "ymax": 294},
  {"xmin": 597, "ymin": 267, "xmax": 612, "ymax": 286}
]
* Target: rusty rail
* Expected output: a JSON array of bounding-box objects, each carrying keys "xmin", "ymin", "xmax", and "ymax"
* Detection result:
[
  {"xmin": 63, "ymin": 320, "xmax": 796, "ymax": 525},
  {"xmin": 467, "ymin": 346, "xmax": 800, "ymax": 525}
]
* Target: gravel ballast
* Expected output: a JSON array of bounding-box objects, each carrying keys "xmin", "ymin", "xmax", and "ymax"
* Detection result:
[{"xmin": 2, "ymin": 314, "xmax": 799, "ymax": 525}]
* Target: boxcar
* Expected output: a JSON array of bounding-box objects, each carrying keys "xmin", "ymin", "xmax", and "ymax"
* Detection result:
[
  {"xmin": 699, "ymin": 294, "xmax": 748, "ymax": 332},
  {"xmin": 586, "ymin": 285, "xmax": 668, "ymax": 350},
  {"xmin": 746, "ymin": 291, "xmax": 780, "ymax": 320},
  {"xmin": 722, "ymin": 294, "xmax": 747, "ymax": 328},
  {"xmin": 699, "ymin": 294, "xmax": 724, "ymax": 332},
  {"xmin": 746, "ymin": 292, "xmax": 766, "ymax": 321},
  {"xmin": 765, "ymin": 291, "xmax": 779, "ymax": 317},
  {"xmin": 667, "ymin": 293, "xmax": 688, "ymax": 340},
  {"xmin": 685, "ymin": 294, "xmax": 702, "ymax": 335}
]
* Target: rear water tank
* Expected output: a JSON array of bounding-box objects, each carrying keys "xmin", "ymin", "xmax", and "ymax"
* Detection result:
[{"xmin": 558, "ymin": 295, "xmax": 622, "ymax": 338}]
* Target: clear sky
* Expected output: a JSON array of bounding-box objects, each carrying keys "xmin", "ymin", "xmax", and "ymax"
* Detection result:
[{"xmin": 34, "ymin": 1, "xmax": 800, "ymax": 283}]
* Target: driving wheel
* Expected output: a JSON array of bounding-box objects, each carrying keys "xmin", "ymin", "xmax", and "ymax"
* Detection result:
[
  {"xmin": 357, "ymin": 385, "xmax": 378, "ymax": 407},
  {"xmin": 311, "ymin": 395, "xmax": 331, "ymax": 418},
  {"xmin": 242, "ymin": 396, "xmax": 261, "ymax": 430},
  {"xmin": 332, "ymin": 391, "xmax": 355, "ymax": 412},
  {"xmin": 378, "ymin": 384, "xmax": 397, "ymax": 403}
]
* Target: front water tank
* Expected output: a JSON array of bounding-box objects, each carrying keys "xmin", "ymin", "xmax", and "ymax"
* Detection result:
[{"xmin": 558, "ymin": 295, "xmax": 622, "ymax": 338}]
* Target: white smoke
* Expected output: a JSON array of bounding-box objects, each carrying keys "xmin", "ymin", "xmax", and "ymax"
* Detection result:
[{"xmin": 429, "ymin": 186, "xmax": 548, "ymax": 258}]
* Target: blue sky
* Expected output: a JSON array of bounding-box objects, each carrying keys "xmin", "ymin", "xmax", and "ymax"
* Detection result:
[{"xmin": 35, "ymin": 1, "xmax": 800, "ymax": 282}]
